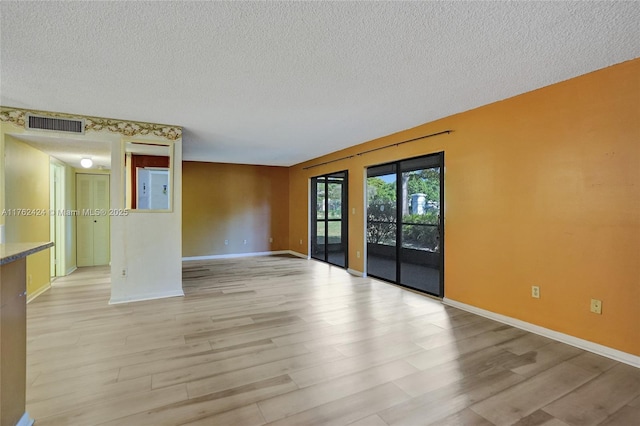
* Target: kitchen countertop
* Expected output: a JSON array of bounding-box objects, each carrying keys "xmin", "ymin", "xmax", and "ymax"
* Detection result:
[{"xmin": 0, "ymin": 242, "xmax": 54, "ymax": 266}]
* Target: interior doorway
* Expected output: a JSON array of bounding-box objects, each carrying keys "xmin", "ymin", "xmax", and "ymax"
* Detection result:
[
  {"xmin": 311, "ymin": 171, "xmax": 348, "ymax": 268},
  {"xmin": 366, "ymin": 152, "xmax": 444, "ymax": 297},
  {"xmin": 76, "ymin": 174, "xmax": 110, "ymax": 267}
]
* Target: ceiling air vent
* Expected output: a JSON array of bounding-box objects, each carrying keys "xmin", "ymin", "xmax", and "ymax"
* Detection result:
[{"xmin": 26, "ymin": 113, "xmax": 85, "ymax": 134}]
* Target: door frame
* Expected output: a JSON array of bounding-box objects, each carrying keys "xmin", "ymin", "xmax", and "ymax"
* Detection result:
[
  {"xmin": 365, "ymin": 152, "xmax": 444, "ymax": 297},
  {"xmin": 310, "ymin": 170, "xmax": 349, "ymax": 268},
  {"xmin": 50, "ymin": 161, "xmax": 66, "ymax": 277}
]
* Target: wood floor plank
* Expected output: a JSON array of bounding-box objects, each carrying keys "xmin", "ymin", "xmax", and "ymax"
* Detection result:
[
  {"xmin": 23, "ymin": 258, "xmax": 639, "ymax": 426},
  {"xmin": 150, "ymin": 343, "xmax": 311, "ymax": 389},
  {"xmin": 394, "ymin": 345, "xmax": 525, "ymax": 397},
  {"xmin": 435, "ymin": 408, "xmax": 494, "ymax": 426},
  {"xmin": 184, "ymin": 347, "xmax": 345, "ymax": 398},
  {"xmin": 30, "ymin": 341, "xmax": 212, "ymax": 382},
  {"xmin": 265, "ymin": 382, "xmax": 411, "ymax": 426},
  {"xmin": 27, "ymin": 376, "xmax": 151, "ymax": 420},
  {"xmin": 497, "ymin": 332, "xmax": 555, "ymax": 356},
  {"xmin": 258, "ymin": 359, "xmax": 418, "ymax": 422},
  {"xmin": 565, "ymin": 351, "xmax": 618, "ymax": 375},
  {"xmin": 289, "ymin": 341, "xmax": 423, "ymax": 388},
  {"xmin": 33, "ymin": 384, "xmax": 188, "ymax": 426},
  {"xmin": 99, "ymin": 375, "xmax": 296, "ymax": 426},
  {"xmin": 117, "ymin": 339, "xmax": 277, "ymax": 381},
  {"xmin": 379, "ymin": 367, "xmax": 525, "ymax": 425},
  {"xmin": 27, "ymin": 368, "xmax": 121, "ymax": 404},
  {"xmin": 510, "ymin": 409, "xmax": 557, "ymax": 426},
  {"xmin": 509, "ymin": 341, "xmax": 583, "ymax": 377},
  {"xmin": 180, "ymin": 403, "xmax": 266, "ymax": 426},
  {"xmin": 346, "ymin": 414, "xmax": 389, "ymax": 426},
  {"xmin": 469, "ymin": 362, "xmax": 597, "ymax": 425},
  {"xmin": 598, "ymin": 404, "xmax": 640, "ymax": 426},
  {"xmin": 542, "ymin": 363, "xmax": 640, "ymax": 425}
]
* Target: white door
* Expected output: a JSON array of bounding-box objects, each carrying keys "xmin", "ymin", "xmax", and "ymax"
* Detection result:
[
  {"xmin": 136, "ymin": 168, "xmax": 169, "ymax": 210},
  {"xmin": 77, "ymin": 174, "xmax": 110, "ymax": 267}
]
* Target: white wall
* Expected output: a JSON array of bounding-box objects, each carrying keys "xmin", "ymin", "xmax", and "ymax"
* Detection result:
[{"xmin": 109, "ymin": 138, "xmax": 183, "ymax": 304}]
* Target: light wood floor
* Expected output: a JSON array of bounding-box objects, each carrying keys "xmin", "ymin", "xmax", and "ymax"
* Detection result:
[{"xmin": 26, "ymin": 256, "xmax": 640, "ymax": 425}]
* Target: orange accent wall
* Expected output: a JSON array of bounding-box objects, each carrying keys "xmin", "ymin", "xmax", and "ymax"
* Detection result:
[
  {"xmin": 288, "ymin": 59, "xmax": 640, "ymax": 355},
  {"xmin": 182, "ymin": 162, "xmax": 289, "ymax": 257}
]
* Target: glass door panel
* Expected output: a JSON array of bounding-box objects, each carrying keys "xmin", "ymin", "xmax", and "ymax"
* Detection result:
[
  {"xmin": 366, "ymin": 153, "xmax": 444, "ymax": 297},
  {"xmin": 311, "ymin": 176, "xmax": 326, "ymax": 260},
  {"xmin": 313, "ymin": 220, "xmax": 326, "ymax": 259},
  {"xmin": 327, "ymin": 220, "xmax": 344, "ymax": 267},
  {"xmin": 311, "ymin": 172, "xmax": 348, "ymax": 268},
  {"xmin": 366, "ymin": 168, "xmax": 397, "ymax": 282},
  {"xmin": 399, "ymin": 166, "xmax": 441, "ymax": 294},
  {"xmin": 326, "ymin": 179, "xmax": 346, "ymax": 266}
]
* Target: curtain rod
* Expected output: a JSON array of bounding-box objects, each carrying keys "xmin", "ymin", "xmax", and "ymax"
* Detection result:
[{"xmin": 302, "ymin": 130, "xmax": 452, "ymax": 170}]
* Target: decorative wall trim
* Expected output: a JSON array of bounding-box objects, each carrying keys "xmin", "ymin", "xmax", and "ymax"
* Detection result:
[
  {"xmin": 0, "ymin": 106, "xmax": 182, "ymax": 141},
  {"xmin": 109, "ymin": 289, "xmax": 185, "ymax": 305},
  {"xmin": 442, "ymin": 297, "xmax": 640, "ymax": 368}
]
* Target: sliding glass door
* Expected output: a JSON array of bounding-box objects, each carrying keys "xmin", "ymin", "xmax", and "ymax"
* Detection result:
[
  {"xmin": 366, "ymin": 164, "xmax": 397, "ymax": 282},
  {"xmin": 311, "ymin": 171, "xmax": 348, "ymax": 268},
  {"xmin": 367, "ymin": 153, "xmax": 444, "ymax": 296}
]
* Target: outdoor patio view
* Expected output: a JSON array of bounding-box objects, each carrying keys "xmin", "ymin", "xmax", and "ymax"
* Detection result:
[{"xmin": 367, "ymin": 153, "xmax": 443, "ymax": 296}]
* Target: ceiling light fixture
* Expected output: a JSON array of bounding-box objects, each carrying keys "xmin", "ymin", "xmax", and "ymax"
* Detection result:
[{"xmin": 80, "ymin": 158, "xmax": 93, "ymax": 168}]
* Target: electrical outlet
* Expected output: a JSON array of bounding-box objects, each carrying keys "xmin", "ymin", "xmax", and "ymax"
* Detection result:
[
  {"xmin": 269, "ymin": 237, "xmax": 273, "ymax": 243},
  {"xmin": 224, "ymin": 239, "xmax": 229, "ymax": 245},
  {"xmin": 590, "ymin": 299, "xmax": 602, "ymax": 314},
  {"xmin": 299, "ymin": 239, "xmax": 303, "ymax": 245},
  {"xmin": 356, "ymin": 251, "xmax": 361, "ymax": 258},
  {"xmin": 243, "ymin": 239, "xmax": 247, "ymax": 245},
  {"xmin": 531, "ymin": 285, "xmax": 540, "ymax": 299},
  {"xmin": 121, "ymin": 268, "xmax": 127, "ymax": 278}
]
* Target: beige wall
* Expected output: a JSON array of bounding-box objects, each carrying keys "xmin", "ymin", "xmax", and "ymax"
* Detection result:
[
  {"xmin": 182, "ymin": 162, "xmax": 289, "ymax": 257},
  {"xmin": 110, "ymin": 136, "xmax": 184, "ymax": 304},
  {"xmin": 4, "ymin": 135, "xmax": 51, "ymax": 296},
  {"xmin": 288, "ymin": 59, "xmax": 640, "ymax": 356}
]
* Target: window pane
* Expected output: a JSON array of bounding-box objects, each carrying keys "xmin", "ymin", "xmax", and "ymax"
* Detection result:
[
  {"xmin": 367, "ymin": 174, "xmax": 396, "ymax": 246},
  {"xmin": 316, "ymin": 181, "xmax": 325, "ymax": 219},
  {"xmin": 327, "ymin": 182, "xmax": 342, "ymax": 219}
]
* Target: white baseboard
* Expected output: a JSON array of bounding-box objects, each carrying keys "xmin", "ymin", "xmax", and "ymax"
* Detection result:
[
  {"xmin": 182, "ymin": 250, "xmax": 291, "ymax": 261},
  {"xmin": 65, "ymin": 266, "xmax": 77, "ymax": 276},
  {"xmin": 183, "ymin": 250, "xmax": 310, "ymax": 262},
  {"xmin": 347, "ymin": 268, "xmax": 365, "ymax": 277},
  {"xmin": 442, "ymin": 297, "xmax": 640, "ymax": 368},
  {"xmin": 109, "ymin": 290, "xmax": 185, "ymax": 305},
  {"xmin": 17, "ymin": 412, "xmax": 34, "ymax": 426},
  {"xmin": 287, "ymin": 250, "xmax": 310, "ymax": 259},
  {"xmin": 27, "ymin": 284, "xmax": 51, "ymax": 303}
]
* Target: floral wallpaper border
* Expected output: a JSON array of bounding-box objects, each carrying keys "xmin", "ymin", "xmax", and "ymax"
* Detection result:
[{"xmin": 0, "ymin": 107, "xmax": 182, "ymax": 141}]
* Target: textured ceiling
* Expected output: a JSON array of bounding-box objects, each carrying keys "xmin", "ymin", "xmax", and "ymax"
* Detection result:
[{"xmin": 2, "ymin": 1, "xmax": 639, "ymax": 166}]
